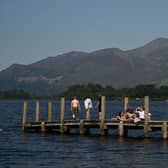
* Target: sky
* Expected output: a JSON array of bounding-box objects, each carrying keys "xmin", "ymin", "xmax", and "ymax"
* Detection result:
[{"xmin": 0, "ymin": 0, "xmax": 168, "ymax": 70}]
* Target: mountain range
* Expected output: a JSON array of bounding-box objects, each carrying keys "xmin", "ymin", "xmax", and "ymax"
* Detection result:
[{"xmin": 1, "ymin": 37, "xmax": 168, "ymax": 95}]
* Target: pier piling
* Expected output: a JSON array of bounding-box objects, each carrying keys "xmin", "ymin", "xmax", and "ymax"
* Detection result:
[
  {"xmin": 144, "ymin": 96, "xmax": 150, "ymax": 138},
  {"xmin": 60, "ymin": 97, "xmax": 65, "ymax": 134},
  {"xmin": 119, "ymin": 121, "xmax": 124, "ymax": 137},
  {"xmin": 41, "ymin": 122, "xmax": 46, "ymax": 132},
  {"xmin": 124, "ymin": 97, "xmax": 129, "ymax": 111},
  {"xmin": 80, "ymin": 120, "xmax": 84, "ymax": 135},
  {"xmin": 22, "ymin": 101, "xmax": 28, "ymax": 131},
  {"xmin": 162, "ymin": 122, "xmax": 167, "ymax": 139},
  {"xmin": 35, "ymin": 100, "xmax": 40, "ymax": 122},
  {"xmin": 100, "ymin": 96, "xmax": 106, "ymax": 136},
  {"xmin": 48, "ymin": 100, "xmax": 53, "ymax": 122},
  {"xmin": 86, "ymin": 108, "xmax": 91, "ymax": 120}
]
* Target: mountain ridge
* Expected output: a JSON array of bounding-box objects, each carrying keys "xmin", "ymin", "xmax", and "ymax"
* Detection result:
[{"xmin": 1, "ymin": 37, "xmax": 168, "ymax": 94}]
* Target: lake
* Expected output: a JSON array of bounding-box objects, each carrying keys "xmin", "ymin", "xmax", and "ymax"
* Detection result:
[{"xmin": 1, "ymin": 99, "xmax": 168, "ymax": 168}]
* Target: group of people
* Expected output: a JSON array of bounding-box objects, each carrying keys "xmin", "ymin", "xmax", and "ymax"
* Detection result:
[
  {"xmin": 71, "ymin": 96, "xmax": 151, "ymax": 123},
  {"xmin": 112, "ymin": 103, "xmax": 151, "ymax": 123},
  {"xmin": 71, "ymin": 95, "xmax": 101, "ymax": 120}
]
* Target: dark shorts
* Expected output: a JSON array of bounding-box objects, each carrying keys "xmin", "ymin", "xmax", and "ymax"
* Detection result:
[
  {"xmin": 98, "ymin": 105, "xmax": 101, "ymax": 112},
  {"xmin": 72, "ymin": 107, "xmax": 79, "ymax": 114}
]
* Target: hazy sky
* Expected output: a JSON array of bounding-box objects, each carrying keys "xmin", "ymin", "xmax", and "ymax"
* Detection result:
[{"xmin": 0, "ymin": 0, "xmax": 168, "ymax": 70}]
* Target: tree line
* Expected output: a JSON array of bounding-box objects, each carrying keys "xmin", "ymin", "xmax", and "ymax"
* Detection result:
[
  {"xmin": 1, "ymin": 84, "xmax": 168, "ymax": 100},
  {"xmin": 59, "ymin": 84, "xmax": 168, "ymax": 100},
  {"xmin": 0, "ymin": 89, "xmax": 31, "ymax": 99}
]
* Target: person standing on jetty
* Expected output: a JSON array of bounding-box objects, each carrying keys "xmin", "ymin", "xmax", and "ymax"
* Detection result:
[
  {"xmin": 71, "ymin": 96, "xmax": 81, "ymax": 120},
  {"xmin": 96, "ymin": 94, "xmax": 102, "ymax": 120},
  {"xmin": 84, "ymin": 97, "xmax": 93, "ymax": 120}
]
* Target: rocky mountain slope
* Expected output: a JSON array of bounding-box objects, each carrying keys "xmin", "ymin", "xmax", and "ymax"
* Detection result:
[{"xmin": 1, "ymin": 38, "xmax": 168, "ymax": 94}]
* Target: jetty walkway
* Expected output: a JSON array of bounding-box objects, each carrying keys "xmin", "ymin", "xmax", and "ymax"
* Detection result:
[{"xmin": 22, "ymin": 96, "xmax": 168, "ymax": 139}]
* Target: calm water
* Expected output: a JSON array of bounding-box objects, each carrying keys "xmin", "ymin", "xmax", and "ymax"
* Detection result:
[{"xmin": 1, "ymin": 99, "xmax": 168, "ymax": 168}]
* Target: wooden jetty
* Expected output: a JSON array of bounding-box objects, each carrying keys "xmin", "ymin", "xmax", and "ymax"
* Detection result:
[{"xmin": 22, "ymin": 96, "xmax": 168, "ymax": 139}]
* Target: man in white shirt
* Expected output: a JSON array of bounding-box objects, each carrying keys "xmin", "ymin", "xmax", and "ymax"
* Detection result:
[{"xmin": 84, "ymin": 98, "xmax": 93, "ymax": 120}]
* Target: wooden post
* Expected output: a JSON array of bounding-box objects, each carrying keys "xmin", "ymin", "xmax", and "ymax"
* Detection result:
[
  {"xmin": 85, "ymin": 107, "xmax": 91, "ymax": 134},
  {"xmin": 80, "ymin": 120, "xmax": 84, "ymax": 135},
  {"xmin": 48, "ymin": 100, "xmax": 53, "ymax": 122},
  {"xmin": 35, "ymin": 100, "xmax": 40, "ymax": 122},
  {"xmin": 86, "ymin": 108, "xmax": 91, "ymax": 120},
  {"xmin": 60, "ymin": 97, "xmax": 65, "ymax": 134},
  {"xmin": 118, "ymin": 121, "xmax": 128, "ymax": 137},
  {"xmin": 162, "ymin": 122, "xmax": 167, "ymax": 139},
  {"xmin": 22, "ymin": 101, "xmax": 28, "ymax": 131},
  {"xmin": 119, "ymin": 121, "xmax": 124, "ymax": 137},
  {"xmin": 144, "ymin": 96, "xmax": 149, "ymax": 138},
  {"xmin": 124, "ymin": 97, "xmax": 129, "ymax": 111},
  {"xmin": 41, "ymin": 122, "xmax": 46, "ymax": 132},
  {"xmin": 100, "ymin": 96, "xmax": 106, "ymax": 135}
]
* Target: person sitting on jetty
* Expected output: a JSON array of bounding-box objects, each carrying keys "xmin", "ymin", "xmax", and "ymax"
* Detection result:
[
  {"xmin": 71, "ymin": 96, "xmax": 81, "ymax": 120},
  {"xmin": 125, "ymin": 103, "xmax": 134, "ymax": 113},
  {"xmin": 135, "ymin": 106, "xmax": 152, "ymax": 121},
  {"xmin": 125, "ymin": 103, "xmax": 135, "ymax": 119},
  {"xmin": 135, "ymin": 107, "xmax": 145, "ymax": 121},
  {"xmin": 112, "ymin": 112, "xmax": 127, "ymax": 121},
  {"xmin": 124, "ymin": 104, "xmax": 141, "ymax": 123},
  {"xmin": 126, "ymin": 112, "xmax": 140, "ymax": 123}
]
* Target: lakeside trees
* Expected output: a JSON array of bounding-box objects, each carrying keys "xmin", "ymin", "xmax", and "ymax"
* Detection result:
[
  {"xmin": 0, "ymin": 89, "xmax": 31, "ymax": 99},
  {"xmin": 1, "ymin": 84, "xmax": 168, "ymax": 100},
  {"xmin": 60, "ymin": 84, "xmax": 168, "ymax": 100}
]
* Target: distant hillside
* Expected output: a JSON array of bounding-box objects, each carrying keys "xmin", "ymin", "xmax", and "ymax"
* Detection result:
[{"xmin": 1, "ymin": 38, "xmax": 168, "ymax": 95}]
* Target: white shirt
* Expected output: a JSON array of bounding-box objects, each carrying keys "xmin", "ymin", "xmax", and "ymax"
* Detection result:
[
  {"xmin": 138, "ymin": 110, "xmax": 145, "ymax": 119},
  {"xmin": 84, "ymin": 98, "xmax": 93, "ymax": 110}
]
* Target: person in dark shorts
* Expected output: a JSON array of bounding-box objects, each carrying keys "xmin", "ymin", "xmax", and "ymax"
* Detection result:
[
  {"xmin": 96, "ymin": 94, "xmax": 102, "ymax": 120},
  {"xmin": 71, "ymin": 96, "xmax": 80, "ymax": 120}
]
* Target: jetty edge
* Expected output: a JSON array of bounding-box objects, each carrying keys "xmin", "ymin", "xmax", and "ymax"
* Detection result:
[{"xmin": 22, "ymin": 96, "xmax": 168, "ymax": 139}]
